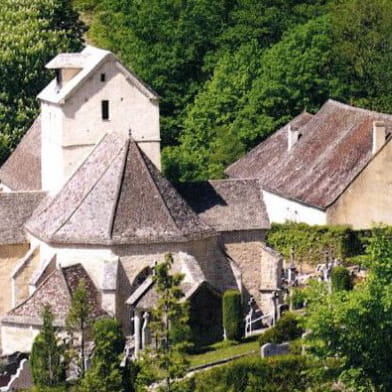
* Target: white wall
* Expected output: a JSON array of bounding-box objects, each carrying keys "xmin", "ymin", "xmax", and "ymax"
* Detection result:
[
  {"xmin": 1, "ymin": 324, "xmax": 40, "ymax": 355},
  {"xmin": 263, "ymin": 190, "xmax": 327, "ymax": 225},
  {"xmin": 40, "ymin": 58, "xmax": 161, "ymax": 195}
]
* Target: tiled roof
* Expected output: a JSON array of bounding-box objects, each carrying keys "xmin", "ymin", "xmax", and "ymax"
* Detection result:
[
  {"xmin": 0, "ymin": 191, "xmax": 46, "ymax": 245},
  {"xmin": 26, "ymin": 133, "xmax": 215, "ymax": 245},
  {"xmin": 3, "ymin": 264, "xmax": 105, "ymax": 326},
  {"xmin": 0, "ymin": 116, "xmax": 41, "ymax": 191},
  {"xmin": 226, "ymin": 100, "xmax": 392, "ymax": 209},
  {"xmin": 177, "ymin": 179, "xmax": 270, "ymax": 232}
]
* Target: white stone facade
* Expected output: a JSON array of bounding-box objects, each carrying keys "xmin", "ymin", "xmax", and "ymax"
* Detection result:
[{"xmin": 40, "ymin": 48, "xmax": 160, "ymax": 195}]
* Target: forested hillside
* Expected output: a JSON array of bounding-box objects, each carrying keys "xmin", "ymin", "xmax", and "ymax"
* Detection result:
[
  {"xmin": 0, "ymin": 0, "xmax": 85, "ymax": 164},
  {"xmin": 1, "ymin": 0, "xmax": 392, "ymax": 182}
]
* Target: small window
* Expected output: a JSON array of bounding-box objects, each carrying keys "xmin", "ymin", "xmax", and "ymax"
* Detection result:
[
  {"xmin": 55, "ymin": 69, "xmax": 62, "ymax": 85},
  {"xmin": 100, "ymin": 73, "xmax": 106, "ymax": 82},
  {"xmin": 102, "ymin": 100, "xmax": 110, "ymax": 120}
]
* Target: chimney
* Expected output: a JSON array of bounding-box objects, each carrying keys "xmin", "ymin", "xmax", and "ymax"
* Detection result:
[
  {"xmin": 287, "ymin": 124, "xmax": 300, "ymax": 151},
  {"xmin": 372, "ymin": 121, "xmax": 386, "ymax": 154}
]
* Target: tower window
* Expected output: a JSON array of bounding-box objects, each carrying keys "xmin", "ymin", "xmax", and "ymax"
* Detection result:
[
  {"xmin": 55, "ymin": 69, "xmax": 62, "ymax": 85},
  {"xmin": 100, "ymin": 73, "xmax": 106, "ymax": 82},
  {"xmin": 102, "ymin": 100, "xmax": 110, "ymax": 120}
]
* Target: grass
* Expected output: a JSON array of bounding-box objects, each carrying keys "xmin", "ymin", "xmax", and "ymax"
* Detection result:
[{"xmin": 188, "ymin": 338, "xmax": 259, "ymax": 368}]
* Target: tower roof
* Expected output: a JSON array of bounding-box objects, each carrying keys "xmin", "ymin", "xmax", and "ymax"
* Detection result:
[{"xmin": 26, "ymin": 133, "xmax": 214, "ymax": 245}]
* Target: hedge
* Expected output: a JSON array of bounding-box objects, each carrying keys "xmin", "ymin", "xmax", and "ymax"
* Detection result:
[
  {"xmin": 173, "ymin": 355, "xmax": 336, "ymax": 392},
  {"xmin": 331, "ymin": 266, "xmax": 353, "ymax": 291},
  {"xmin": 266, "ymin": 222, "xmax": 364, "ymax": 265},
  {"xmin": 258, "ymin": 312, "xmax": 303, "ymax": 347},
  {"xmin": 222, "ymin": 290, "xmax": 243, "ymax": 341}
]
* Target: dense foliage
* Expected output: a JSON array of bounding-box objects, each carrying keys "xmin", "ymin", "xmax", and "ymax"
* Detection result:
[
  {"xmin": 306, "ymin": 229, "xmax": 392, "ymax": 390},
  {"xmin": 222, "ymin": 290, "xmax": 243, "ymax": 342},
  {"xmin": 0, "ymin": 0, "xmax": 84, "ymax": 165},
  {"xmin": 174, "ymin": 355, "xmax": 335, "ymax": 392},
  {"xmin": 330, "ymin": 266, "xmax": 353, "ymax": 292}
]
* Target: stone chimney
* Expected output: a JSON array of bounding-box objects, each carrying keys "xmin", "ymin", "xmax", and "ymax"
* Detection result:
[
  {"xmin": 287, "ymin": 124, "xmax": 300, "ymax": 151},
  {"xmin": 372, "ymin": 121, "xmax": 387, "ymax": 154}
]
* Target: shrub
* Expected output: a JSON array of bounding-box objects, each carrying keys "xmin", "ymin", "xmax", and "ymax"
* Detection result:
[
  {"xmin": 331, "ymin": 266, "xmax": 353, "ymax": 291},
  {"xmin": 259, "ymin": 312, "xmax": 303, "ymax": 346},
  {"xmin": 291, "ymin": 287, "xmax": 307, "ymax": 309},
  {"xmin": 174, "ymin": 355, "xmax": 311, "ymax": 391},
  {"xmin": 222, "ymin": 290, "xmax": 243, "ymax": 341}
]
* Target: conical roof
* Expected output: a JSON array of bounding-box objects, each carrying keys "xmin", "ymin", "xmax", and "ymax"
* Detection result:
[{"xmin": 26, "ymin": 133, "xmax": 214, "ymax": 245}]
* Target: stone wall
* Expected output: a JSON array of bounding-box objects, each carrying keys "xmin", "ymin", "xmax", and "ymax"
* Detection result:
[
  {"xmin": 115, "ymin": 236, "xmax": 237, "ymax": 293},
  {"xmin": 0, "ymin": 244, "xmax": 29, "ymax": 322},
  {"xmin": 327, "ymin": 140, "xmax": 392, "ymax": 229},
  {"xmin": 260, "ymin": 246, "xmax": 283, "ymax": 315},
  {"xmin": 219, "ymin": 230, "xmax": 265, "ymax": 309}
]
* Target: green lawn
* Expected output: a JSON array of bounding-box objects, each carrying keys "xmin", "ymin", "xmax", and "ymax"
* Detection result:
[{"xmin": 188, "ymin": 339, "xmax": 259, "ymax": 368}]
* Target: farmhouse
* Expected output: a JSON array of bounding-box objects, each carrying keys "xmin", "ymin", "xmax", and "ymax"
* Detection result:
[
  {"xmin": 0, "ymin": 47, "xmax": 281, "ymax": 355},
  {"xmin": 226, "ymin": 100, "xmax": 392, "ymax": 229}
]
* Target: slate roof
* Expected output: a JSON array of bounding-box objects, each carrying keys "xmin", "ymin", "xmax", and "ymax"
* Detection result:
[
  {"xmin": 26, "ymin": 133, "xmax": 215, "ymax": 245},
  {"xmin": 177, "ymin": 179, "xmax": 270, "ymax": 231},
  {"xmin": 0, "ymin": 116, "xmax": 41, "ymax": 191},
  {"xmin": 226, "ymin": 100, "xmax": 392, "ymax": 209},
  {"xmin": 0, "ymin": 191, "xmax": 46, "ymax": 245},
  {"xmin": 38, "ymin": 46, "xmax": 158, "ymax": 104},
  {"xmin": 3, "ymin": 264, "xmax": 105, "ymax": 327}
]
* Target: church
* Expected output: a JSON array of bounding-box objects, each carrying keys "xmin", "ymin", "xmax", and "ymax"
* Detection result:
[{"xmin": 0, "ymin": 47, "xmax": 281, "ymax": 355}]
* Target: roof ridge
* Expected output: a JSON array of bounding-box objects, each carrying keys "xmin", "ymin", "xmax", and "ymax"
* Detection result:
[
  {"xmin": 50, "ymin": 135, "xmax": 126, "ymax": 239},
  {"xmin": 327, "ymin": 99, "xmax": 392, "ymax": 120},
  {"xmin": 130, "ymin": 140, "xmax": 182, "ymax": 234},
  {"xmin": 109, "ymin": 139, "xmax": 130, "ymax": 239}
]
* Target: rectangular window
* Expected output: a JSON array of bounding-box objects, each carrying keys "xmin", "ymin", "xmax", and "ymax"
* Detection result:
[
  {"xmin": 55, "ymin": 69, "xmax": 62, "ymax": 85},
  {"xmin": 100, "ymin": 73, "xmax": 106, "ymax": 82},
  {"xmin": 102, "ymin": 100, "xmax": 110, "ymax": 120}
]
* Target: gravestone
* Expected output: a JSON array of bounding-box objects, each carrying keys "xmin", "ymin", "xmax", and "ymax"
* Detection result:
[{"xmin": 260, "ymin": 342, "xmax": 290, "ymax": 358}]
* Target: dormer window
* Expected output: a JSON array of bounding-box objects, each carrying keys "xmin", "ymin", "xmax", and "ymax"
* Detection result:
[
  {"xmin": 102, "ymin": 100, "xmax": 110, "ymax": 120},
  {"xmin": 100, "ymin": 73, "xmax": 106, "ymax": 82}
]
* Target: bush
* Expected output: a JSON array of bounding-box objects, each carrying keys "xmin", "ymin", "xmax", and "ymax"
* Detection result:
[
  {"xmin": 222, "ymin": 290, "xmax": 243, "ymax": 341},
  {"xmin": 174, "ymin": 355, "xmax": 313, "ymax": 391},
  {"xmin": 259, "ymin": 312, "xmax": 303, "ymax": 346},
  {"xmin": 291, "ymin": 288, "xmax": 307, "ymax": 309},
  {"xmin": 331, "ymin": 266, "xmax": 353, "ymax": 292}
]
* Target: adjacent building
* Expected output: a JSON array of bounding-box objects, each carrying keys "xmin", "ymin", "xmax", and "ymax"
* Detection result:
[{"xmin": 226, "ymin": 100, "xmax": 392, "ymax": 229}]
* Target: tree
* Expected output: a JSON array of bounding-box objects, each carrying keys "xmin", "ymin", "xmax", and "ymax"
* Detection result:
[
  {"xmin": 0, "ymin": 0, "xmax": 84, "ymax": 165},
  {"xmin": 80, "ymin": 318, "xmax": 127, "ymax": 392},
  {"xmin": 143, "ymin": 253, "xmax": 191, "ymax": 392},
  {"xmin": 306, "ymin": 228, "xmax": 392, "ymax": 390},
  {"xmin": 164, "ymin": 15, "xmax": 343, "ymax": 181},
  {"xmin": 88, "ymin": 0, "xmax": 234, "ymax": 147},
  {"xmin": 331, "ymin": 0, "xmax": 392, "ymax": 113},
  {"xmin": 30, "ymin": 305, "xmax": 63, "ymax": 387},
  {"xmin": 66, "ymin": 279, "xmax": 92, "ymax": 378}
]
